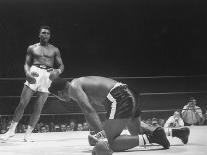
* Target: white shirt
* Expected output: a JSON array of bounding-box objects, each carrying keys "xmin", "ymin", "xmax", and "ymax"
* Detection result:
[{"xmin": 164, "ymin": 116, "xmax": 184, "ymax": 128}]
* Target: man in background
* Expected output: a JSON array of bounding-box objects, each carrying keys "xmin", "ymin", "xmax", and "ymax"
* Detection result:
[
  {"xmin": 182, "ymin": 97, "xmax": 203, "ymax": 126},
  {"xmin": 164, "ymin": 110, "xmax": 184, "ymax": 128}
]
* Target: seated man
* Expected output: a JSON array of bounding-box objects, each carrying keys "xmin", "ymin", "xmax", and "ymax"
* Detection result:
[
  {"xmin": 164, "ymin": 110, "xmax": 184, "ymax": 128},
  {"xmin": 49, "ymin": 76, "xmax": 189, "ymax": 154}
]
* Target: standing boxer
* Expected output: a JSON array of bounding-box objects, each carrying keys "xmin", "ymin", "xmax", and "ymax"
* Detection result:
[{"xmin": 0, "ymin": 26, "xmax": 64, "ymax": 142}]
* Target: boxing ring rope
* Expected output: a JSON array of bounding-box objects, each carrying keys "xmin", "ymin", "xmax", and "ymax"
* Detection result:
[
  {"xmin": 1, "ymin": 91, "xmax": 207, "ymax": 98},
  {"xmin": 1, "ymin": 74, "xmax": 207, "ymax": 80},
  {"xmin": 0, "ymin": 76, "xmax": 206, "ymax": 119},
  {"xmin": 0, "ymin": 112, "xmax": 107, "ymax": 117},
  {"xmin": 139, "ymin": 91, "xmax": 207, "ymax": 96}
]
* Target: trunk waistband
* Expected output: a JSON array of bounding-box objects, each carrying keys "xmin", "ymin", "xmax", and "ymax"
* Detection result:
[
  {"xmin": 107, "ymin": 83, "xmax": 127, "ymax": 102},
  {"xmin": 33, "ymin": 64, "xmax": 53, "ymax": 70}
]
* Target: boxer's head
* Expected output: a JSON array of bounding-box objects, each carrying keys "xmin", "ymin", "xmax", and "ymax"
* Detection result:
[
  {"xmin": 48, "ymin": 77, "xmax": 70, "ymax": 102},
  {"xmin": 39, "ymin": 25, "xmax": 51, "ymax": 43}
]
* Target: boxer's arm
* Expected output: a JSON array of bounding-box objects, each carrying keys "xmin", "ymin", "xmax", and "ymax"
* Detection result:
[
  {"xmin": 24, "ymin": 46, "xmax": 33, "ymax": 75},
  {"xmin": 24, "ymin": 46, "xmax": 36, "ymax": 84},
  {"xmin": 54, "ymin": 48, "xmax": 64, "ymax": 74},
  {"xmin": 73, "ymin": 86, "xmax": 103, "ymax": 133}
]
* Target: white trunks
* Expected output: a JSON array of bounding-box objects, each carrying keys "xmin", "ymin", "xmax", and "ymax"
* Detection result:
[{"xmin": 24, "ymin": 65, "xmax": 52, "ymax": 93}]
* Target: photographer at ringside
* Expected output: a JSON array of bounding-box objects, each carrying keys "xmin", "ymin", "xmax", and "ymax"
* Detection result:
[{"xmin": 181, "ymin": 97, "xmax": 203, "ymax": 126}]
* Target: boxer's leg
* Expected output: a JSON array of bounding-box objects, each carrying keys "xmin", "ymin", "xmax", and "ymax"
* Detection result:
[
  {"xmin": 13, "ymin": 85, "xmax": 35, "ymax": 122},
  {"xmin": 107, "ymin": 117, "xmax": 170, "ymax": 151},
  {"xmin": 24, "ymin": 92, "xmax": 48, "ymax": 141},
  {"xmin": 164, "ymin": 127, "xmax": 190, "ymax": 144},
  {"xmin": 0, "ymin": 85, "xmax": 35, "ymax": 141},
  {"xmin": 103, "ymin": 119, "xmax": 141, "ymax": 152},
  {"xmin": 93, "ymin": 118, "xmax": 160, "ymax": 153}
]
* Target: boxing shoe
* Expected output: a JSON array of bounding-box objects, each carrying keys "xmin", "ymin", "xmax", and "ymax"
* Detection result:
[
  {"xmin": 92, "ymin": 140, "xmax": 113, "ymax": 155},
  {"xmin": 0, "ymin": 130, "xmax": 15, "ymax": 141},
  {"xmin": 24, "ymin": 132, "xmax": 34, "ymax": 142},
  {"xmin": 147, "ymin": 127, "xmax": 170, "ymax": 149},
  {"xmin": 172, "ymin": 127, "xmax": 190, "ymax": 144}
]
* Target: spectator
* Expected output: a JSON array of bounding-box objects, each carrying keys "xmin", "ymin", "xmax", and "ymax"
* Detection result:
[
  {"xmin": 49, "ymin": 122, "xmax": 55, "ymax": 132},
  {"xmin": 60, "ymin": 124, "xmax": 67, "ymax": 132},
  {"xmin": 83, "ymin": 122, "xmax": 89, "ymax": 131},
  {"xmin": 33, "ymin": 127, "xmax": 38, "ymax": 133},
  {"xmin": 45, "ymin": 124, "xmax": 50, "ymax": 132},
  {"xmin": 40, "ymin": 126, "xmax": 47, "ymax": 133},
  {"xmin": 66, "ymin": 125, "xmax": 73, "ymax": 131},
  {"xmin": 22, "ymin": 124, "xmax": 27, "ymax": 133},
  {"xmin": 164, "ymin": 110, "xmax": 184, "ymax": 128},
  {"xmin": 1, "ymin": 129, "xmax": 6, "ymax": 134},
  {"xmin": 54, "ymin": 125, "xmax": 61, "ymax": 132},
  {"xmin": 202, "ymin": 107, "xmax": 207, "ymax": 125},
  {"xmin": 152, "ymin": 117, "xmax": 159, "ymax": 127},
  {"xmin": 1, "ymin": 118, "xmax": 7, "ymax": 132},
  {"xmin": 182, "ymin": 97, "xmax": 203, "ymax": 126},
  {"xmin": 145, "ymin": 118, "xmax": 152, "ymax": 125},
  {"xmin": 76, "ymin": 123, "xmax": 83, "ymax": 131},
  {"xmin": 69, "ymin": 120, "xmax": 76, "ymax": 131},
  {"xmin": 158, "ymin": 118, "xmax": 165, "ymax": 127},
  {"xmin": 34, "ymin": 123, "xmax": 42, "ymax": 133}
]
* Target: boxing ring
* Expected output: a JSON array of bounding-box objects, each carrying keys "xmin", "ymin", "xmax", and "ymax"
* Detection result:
[
  {"xmin": 0, "ymin": 126, "xmax": 207, "ymax": 155},
  {"xmin": 1, "ymin": 76, "xmax": 207, "ymax": 154}
]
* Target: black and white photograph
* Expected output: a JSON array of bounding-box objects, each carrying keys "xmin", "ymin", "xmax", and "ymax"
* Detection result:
[{"xmin": 0, "ymin": 0, "xmax": 207, "ymax": 154}]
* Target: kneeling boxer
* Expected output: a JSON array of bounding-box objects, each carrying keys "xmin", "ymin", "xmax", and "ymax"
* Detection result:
[{"xmin": 49, "ymin": 76, "xmax": 171, "ymax": 154}]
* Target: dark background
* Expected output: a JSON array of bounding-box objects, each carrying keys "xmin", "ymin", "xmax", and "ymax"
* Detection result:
[
  {"xmin": 0, "ymin": 0, "xmax": 207, "ymax": 77},
  {"xmin": 0, "ymin": 0, "xmax": 207, "ymax": 115}
]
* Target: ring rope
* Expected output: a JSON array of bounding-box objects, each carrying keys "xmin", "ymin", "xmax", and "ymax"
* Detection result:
[{"xmin": 1, "ymin": 74, "xmax": 207, "ymax": 80}]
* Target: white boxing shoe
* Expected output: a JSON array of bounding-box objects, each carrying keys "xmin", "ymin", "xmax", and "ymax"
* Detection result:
[
  {"xmin": 0, "ymin": 130, "xmax": 15, "ymax": 141},
  {"xmin": 24, "ymin": 132, "xmax": 34, "ymax": 142}
]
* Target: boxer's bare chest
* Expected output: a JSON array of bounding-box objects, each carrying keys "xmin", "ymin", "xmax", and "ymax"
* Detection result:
[
  {"xmin": 33, "ymin": 45, "xmax": 55, "ymax": 58},
  {"xmin": 31, "ymin": 44, "xmax": 56, "ymax": 65}
]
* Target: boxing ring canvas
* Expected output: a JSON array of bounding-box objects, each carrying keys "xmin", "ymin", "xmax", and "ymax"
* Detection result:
[{"xmin": 0, "ymin": 126, "xmax": 206, "ymax": 155}]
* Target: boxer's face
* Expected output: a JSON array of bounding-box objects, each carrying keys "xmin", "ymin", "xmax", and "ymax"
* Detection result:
[
  {"xmin": 54, "ymin": 89, "xmax": 70, "ymax": 102},
  {"xmin": 39, "ymin": 28, "xmax": 51, "ymax": 43},
  {"xmin": 54, "ymin": 91, "xmax": 66, "ymax": 102},
  {"xmin": 52, "ymin": 85, "xmax": 70, "ymax": 102},
  {"xmin": 51, "ymin": 82, "xmax": 71, "ymax": 102}
]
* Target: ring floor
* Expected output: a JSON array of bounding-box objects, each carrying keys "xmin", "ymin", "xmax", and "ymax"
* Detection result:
[{"xmin": 0, "ymin": 126, "xmax": 206, "ymax": 155}]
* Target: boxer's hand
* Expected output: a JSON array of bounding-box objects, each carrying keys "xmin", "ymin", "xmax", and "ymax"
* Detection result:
[
  {"xmin": 26, "ymin": 72, "xmax": 37, "ymax": 84},
  {"xmin": 92, "ymin": 140, "xmax": 112, "ymax": 155},
  {"xmin": 49, "ymin": 69, "xmax": 61, "ymax": 81},
  {"xmin": 90, "ymin": 130, "xmax": 96, "ymax": 135},
  {"xmin": 95, "ymin": 130, "xmax": 107, "ymax": 139},
  {"xmin": 31, "ymin": 71, "xmax": 39, "ymax": 77}
]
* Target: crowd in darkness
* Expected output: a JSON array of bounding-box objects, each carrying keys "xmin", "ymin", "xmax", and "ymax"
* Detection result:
[
  {"xmin": 0, "ymin": 117, "xmax": 89, "ymax": 134},
  {"xmin": 0, "ymin": 116, "xmax": 166, "ymax": 134}
]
